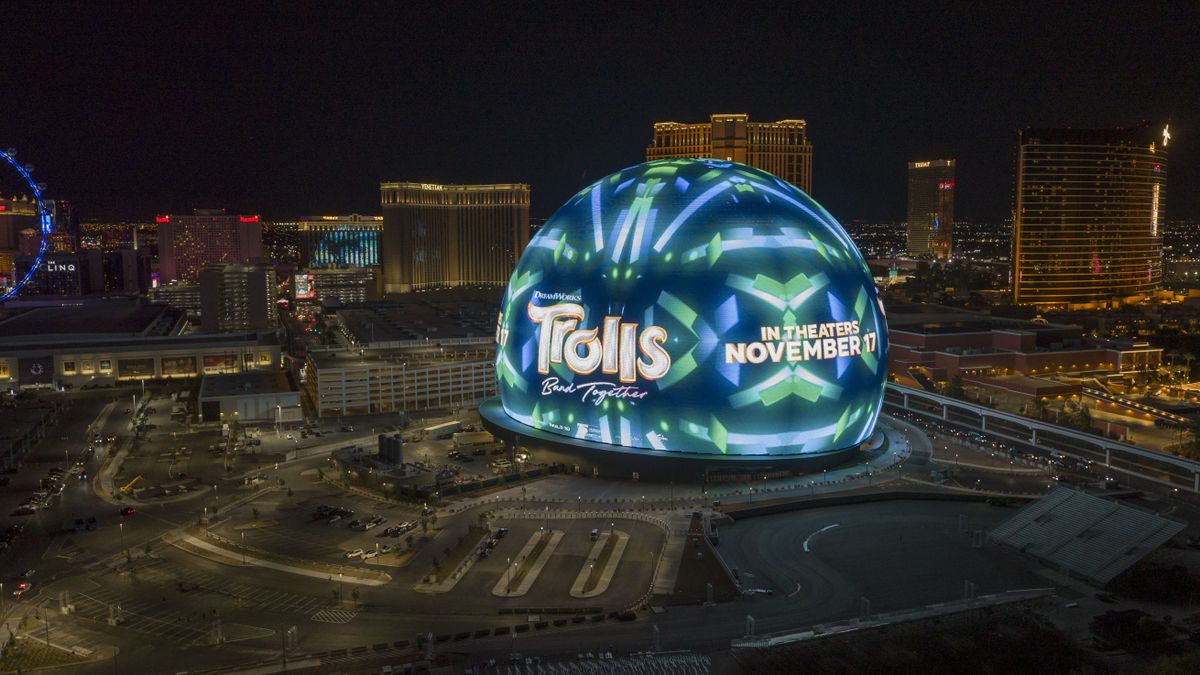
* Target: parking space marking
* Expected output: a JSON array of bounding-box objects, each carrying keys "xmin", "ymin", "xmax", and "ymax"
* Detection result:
[{"xmin": 133, "ymin": 561, "xmax": 329, "ymax": 615}]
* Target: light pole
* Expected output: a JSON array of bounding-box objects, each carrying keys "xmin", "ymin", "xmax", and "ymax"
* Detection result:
[
  {"xmin": 338, "ymin": 573, "xmax": 343, "ymax": 608},
  {"xmin": 241, "ymin": 531, "xmax": 246, "ymax": 565},
  {"xmin": 506, "ymin": 557, "xmax": 513, "ymax": 593},
  {"xmin": 119, "ymin": 521, "xmax": 125, "ymax": 554}
]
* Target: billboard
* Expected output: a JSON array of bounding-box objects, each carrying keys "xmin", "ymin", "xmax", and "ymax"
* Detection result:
[
  {"xmin": 18, "ymin": 355, "xmax": 55, "ymax": 385},
  {"xmin": 294, "ymin": 273, "xmax": 316, "ymax": 300},
  {"xmin": 118, "ymin": 357, "xmax": 155, "ymax": 378},
  {"xmin": 494, "ymin": 159, "xmax": 888, "ymax": 458},
  {"xmin": 161, "ymin": 356, "xmax": 196, "ymax": 376}
]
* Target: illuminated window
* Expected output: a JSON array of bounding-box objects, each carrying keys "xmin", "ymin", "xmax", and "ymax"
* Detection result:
[
  {"xmin": 99, "ymin": 359, "xmax": 112, "ymax": 373},
  {"xmin": 81, "ymin": 360, "xmax": 95, "ymax": 375},
  {"xmin": 63, "ymin": 361, "xmax": 77, "ymax": 375}
]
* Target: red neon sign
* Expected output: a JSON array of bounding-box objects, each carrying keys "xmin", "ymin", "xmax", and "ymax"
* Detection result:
[
  {"xmin": 154, "ymin": 215, "xmax": 170, "ymax": 223},
  {"xmin": 239, "ymin": 215, "xmax": 260, "ymax": 223}
]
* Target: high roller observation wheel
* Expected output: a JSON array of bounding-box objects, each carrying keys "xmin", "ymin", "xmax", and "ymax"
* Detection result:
[{"xmin": 0, "ymin": 147, "xmax": 53, "ymax": 301}]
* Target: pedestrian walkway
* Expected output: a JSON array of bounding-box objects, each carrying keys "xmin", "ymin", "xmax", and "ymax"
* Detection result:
[
  {"xmin": 310, "ymin": 608, "xmax": 357, "ymax": 624},
  {"xmin": 169, "ymin": 531, "xmax": 392, "ymax": 586}
]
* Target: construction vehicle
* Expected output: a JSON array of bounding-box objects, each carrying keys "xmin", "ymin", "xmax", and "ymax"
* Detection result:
[{"xmin": 119, "ymin": 475, "xmax": 143, "ymax": 495}]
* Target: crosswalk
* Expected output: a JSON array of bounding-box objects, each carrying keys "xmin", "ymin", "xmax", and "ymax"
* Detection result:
[{"xmin": 310, "ymin": 608, "xmax": 357, "ymax": 624}]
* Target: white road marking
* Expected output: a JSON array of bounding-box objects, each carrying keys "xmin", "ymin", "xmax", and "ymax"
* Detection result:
[
  {"xmin": 787, "ymin": 582, "xmax": 803, "ymax": 597},
  {"xmin": 802, "ymin": 523, "xmax": 839, "ymax": 553}
]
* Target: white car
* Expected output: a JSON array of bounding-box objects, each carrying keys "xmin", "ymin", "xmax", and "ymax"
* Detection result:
[
  {"xmin": 344, "ymin": 548, "xmax": 364, "ymax": 559},
  {"xmin": 363, "ymin": 550, "xmax": 379, "ymax": 560}
]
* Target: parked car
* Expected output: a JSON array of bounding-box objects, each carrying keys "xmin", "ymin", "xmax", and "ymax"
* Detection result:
[
  {"xmin": 344, "ymin": 548, "xmax": 364, "ymax": 559},
  {"xmin": 119, "ymin": 506, "xmax": 136, "ymax": 516}
]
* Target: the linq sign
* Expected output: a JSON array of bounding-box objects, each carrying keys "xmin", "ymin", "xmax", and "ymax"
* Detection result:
[{"xmin": 44, "ymin": 260, "xmax": 77, "ymax": 273}]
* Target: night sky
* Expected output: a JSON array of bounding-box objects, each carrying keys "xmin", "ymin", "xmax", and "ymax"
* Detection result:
[{"xmin": 5, "ymin": 2, "xmax": 1198, "ymax": 223}]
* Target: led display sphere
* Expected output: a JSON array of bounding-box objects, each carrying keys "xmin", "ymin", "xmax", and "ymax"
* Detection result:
[{"xmin": 494, "ymin": 159, "xmax": 888, "ymax": 458}]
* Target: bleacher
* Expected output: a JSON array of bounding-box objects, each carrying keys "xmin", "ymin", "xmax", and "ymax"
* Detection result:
[
  {"xmin": 990, "ymin": 486, "xmax": 1185, "ymax": 585},
  {"xmin": 470, "ymin": 653, "xmax": 711, "ymax": 674}
]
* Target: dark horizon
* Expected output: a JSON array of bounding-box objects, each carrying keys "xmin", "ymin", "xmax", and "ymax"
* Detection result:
[{"xmin": 4, "ymin": 2, "xmax": 1197, "ymax": 224}]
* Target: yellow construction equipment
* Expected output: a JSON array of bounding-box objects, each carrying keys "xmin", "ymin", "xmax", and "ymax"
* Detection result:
[{"xmin": 119, "ymin": 475, "xmax": 143, "ymax": 494}]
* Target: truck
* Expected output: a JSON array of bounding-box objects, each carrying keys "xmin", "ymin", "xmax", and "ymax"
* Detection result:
[
  {"xmin": 424, "ymin": 421, "xmax": 462, "ymax": 440},
  {"xmin": 452, "ymin": 431, "xmax": 494, "ymax": 448}
]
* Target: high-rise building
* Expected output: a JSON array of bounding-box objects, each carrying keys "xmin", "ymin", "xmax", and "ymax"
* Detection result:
[
  {"xmin": 198, "ymin": 262, "xmax": 277, "ymax": 333},
  {"xmin": 1012, "ymin": 124, "xmax": 1169, "ymax": 308},
  {"xmin": 646, "ymin": 114, "xmax": 813, "ymax": 193},
  {"xmin": 379, "ymin": 182, "xmax": 530, "ymax": 294},
  {"xmin": 906, "ymin": 159, "xmax": 956, "ymax": 259},
  {"xmin": 262, "ymin": 220, "xmax": 299, "ymax": 265},
  {"xmin": 157, "ymin": 209, "xmax": 263, "ymax": 284},
  {"xmin": 0, "ymin": 196, "xmax": 38, "ymax": 252},
  {"xmin": 298, "ymin": 214, "xmax": 382, "ymax": 268},
  {"xmin": 14, "ymin": 251, "xmax": 102, "ymax": 296}
]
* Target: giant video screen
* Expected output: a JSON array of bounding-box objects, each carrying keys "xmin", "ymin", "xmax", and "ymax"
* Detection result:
[{"xmin": 493, "ymin": 159, "xmax": 888, "ymax": 457}]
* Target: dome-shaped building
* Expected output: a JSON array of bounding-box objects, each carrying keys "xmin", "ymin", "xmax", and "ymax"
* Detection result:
[{"xmin": 480, "ymin": 158, "xmax": 887, "ymax": 479}]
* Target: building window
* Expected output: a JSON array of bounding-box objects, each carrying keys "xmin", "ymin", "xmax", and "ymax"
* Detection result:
[
  {"xmin": 81, "ymin": 360, "xmax": 95, "ymax": 375},
  {"xmin": 99, "ymin": 359, "xmax": 112, "ymax": 373},
  {"xmin": 63, "ymin": 361, "xmax": 77, "ymax": 375}
]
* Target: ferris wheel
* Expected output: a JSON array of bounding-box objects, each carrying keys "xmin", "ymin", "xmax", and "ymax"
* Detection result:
[{"xmin": 0, "ymin": 147, "xmax": 54, "ymax": 301}]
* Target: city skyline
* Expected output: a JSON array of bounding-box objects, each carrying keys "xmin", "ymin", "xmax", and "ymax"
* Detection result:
[{"xmin": 2, "ymin": 4, "xmax": 1195, "ymax": 224}]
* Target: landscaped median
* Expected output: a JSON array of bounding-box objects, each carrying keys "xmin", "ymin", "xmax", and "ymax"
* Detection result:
[
  {"xmin": 570, "ymin": 529, "xmax": 629, "ymax": 598},
  {"xmin": 412, "ymin": 526, "xmax": 492, "ymax": 594},
  {"xmin": 164, "ymin": 526, "xmax": 391, "ymax": 586},
  {"xmin": 492, "ymin": 529, "xmax": 564, "ymax": 597}
]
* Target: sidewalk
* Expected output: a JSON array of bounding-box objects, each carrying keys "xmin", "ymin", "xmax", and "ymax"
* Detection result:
[{"xmin": 168, "ymin": 531, "xmax": 391, "ymax": 586}]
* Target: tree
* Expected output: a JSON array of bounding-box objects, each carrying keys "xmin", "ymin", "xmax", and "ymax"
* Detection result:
[{"xmin": 287, "ymin": 487, "xmax": 294, "ymax": 503}]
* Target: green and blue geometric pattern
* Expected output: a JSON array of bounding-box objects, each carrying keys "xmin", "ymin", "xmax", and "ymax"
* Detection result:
[{"xmin": 495, "ymin": 159, "xmax": 888, "ymax": 457}]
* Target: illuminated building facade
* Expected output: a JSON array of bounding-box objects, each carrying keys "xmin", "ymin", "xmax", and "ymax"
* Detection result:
[
  {"xmin": 157, "ymin": 209, "xmax": 263, "ymax": 284},
  {"xmin": 0, "ymin": 197, "xmax": 37, "ymax": 259},
  {"xmin": 304, "ymin": 342, "xmax": 496, "ymax": 417},
  {"xmin": 298, "ymin": 214, "xmax": 381, "ymax": 268},
  {"xmin": 646, "ymin": 114, "xmax": 813, "ymax": 193},
  {"xmin": 906, "ymin": 159, "xmax": 955, "ymax": 259},
  {"xmin": 198, "ymin": 262, "xmax": 277, "ymax": 333},
  {"xmin": 1012, "ymin": 125, "xmax": 1168, "ymax": 308},
  {"xmin": 262, "ymin": 221, "xmax": 299, "ymax": 265},
  {"xmin": 14, "ymin": 251, "xmax": 102, "ymax": 296},
  {"xmin": 292, "ymin": 267, "xmax": 378, "ymax": 305},
  {"xmin": 379, "ymin": 183, "xmax": 530, "ymax": 294}
]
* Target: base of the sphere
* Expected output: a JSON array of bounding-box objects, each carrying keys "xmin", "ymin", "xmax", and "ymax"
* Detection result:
[{"xmin": 478, "ymin": 398, "xmax": 867, "ymax": 482}]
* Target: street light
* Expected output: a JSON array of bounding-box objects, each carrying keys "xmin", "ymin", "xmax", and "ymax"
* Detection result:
[
  {"xmin": 241, "ymin": 531, "xmax": 246, "ymax": 565},
  {"xmin": 338, "ymin": 573, "xmax": 343, "ymax": 608},
  {"xmin": 506, "ymin": 557, "xmax": 513, "ymax": 593}
]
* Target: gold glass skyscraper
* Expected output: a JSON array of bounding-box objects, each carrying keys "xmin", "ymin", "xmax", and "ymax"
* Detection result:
[
  {"xmin": 906, "ymin": 159, "xmax": 956, "ymax": 259},
  {"xmin": 379, "ymin": 182, "xmax": 530, "ymax": 294},
  {"xmin": 646, "ymin": 114, "xmax": 813, "ymax": 194},
  {"xmin": 1012, "ymin": 124, "xmax": 1168, "ymax": 308}
]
